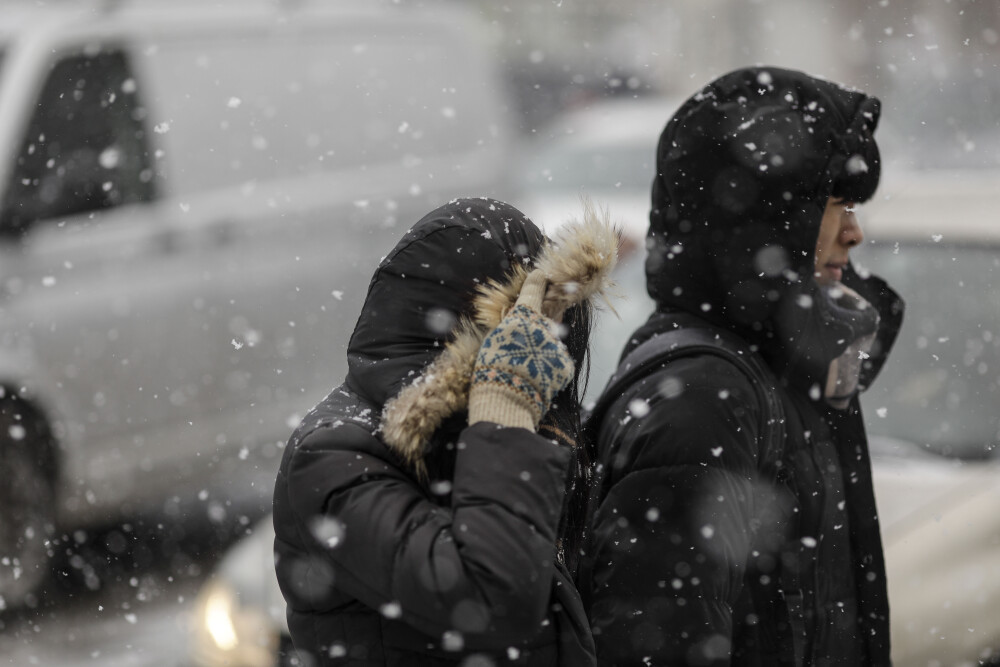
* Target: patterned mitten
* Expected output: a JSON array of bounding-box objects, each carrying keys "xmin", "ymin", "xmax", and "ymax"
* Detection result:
[{"xmin": 468, "ymin": 270, "xmax": 575, "ymax": 430}]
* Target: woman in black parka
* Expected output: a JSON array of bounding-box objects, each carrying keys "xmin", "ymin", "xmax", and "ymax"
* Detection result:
[{"xmin": 273, "ymin": 198, "xmax": 616, "ymax": 666}]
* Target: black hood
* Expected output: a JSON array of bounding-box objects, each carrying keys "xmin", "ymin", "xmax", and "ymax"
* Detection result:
[
  {"xmin": 646, "ymin": 66, "xmax": 900, "ymax": 391},
  {"xmin": 648, "ymin": 66, "xmax": 881, "ymax": 331},
  {"xmin": 346, "ymin": 198, "xmax": 545, "ymax": 407}
]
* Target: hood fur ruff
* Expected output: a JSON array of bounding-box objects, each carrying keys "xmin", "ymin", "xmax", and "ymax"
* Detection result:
[{"xmin": 381, "ymin": 201, "xmax": 621, "ymax": 472}]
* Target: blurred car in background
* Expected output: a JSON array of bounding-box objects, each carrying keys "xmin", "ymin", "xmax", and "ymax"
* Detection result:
[
  {"xmin": 190, "ymin": 516, "xmax": 287, "ymax": 667},
  {"xmin": 0, "ymin": 0, "xmax": 516, "ymax": 607},
  {"xmin": 188, "ymin": 104, "xmax": 1000, "ymax": 665},
  {"xmin": 515, "ymin": 94, "xmax": 678, "ymax": 238},
  {"xmin": 514, "ymin": 96, "xmax": 678, "ymax": 399},
  {"xmin": 857, "ymin": 169, "xmax": 1000, "ymax": 666}
]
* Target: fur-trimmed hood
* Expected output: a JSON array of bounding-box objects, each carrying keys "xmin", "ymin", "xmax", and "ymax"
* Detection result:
[{"xmin": 344, "ymin": 198, "xmax": 619, "ymax": 470}]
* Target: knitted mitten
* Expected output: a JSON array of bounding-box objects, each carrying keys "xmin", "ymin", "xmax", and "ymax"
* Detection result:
[{"xmin": 468, "ymin": 270, "xmax": 575, "ymax": 430}]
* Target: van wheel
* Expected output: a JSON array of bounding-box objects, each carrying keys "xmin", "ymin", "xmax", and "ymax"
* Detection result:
[{"xmin": 0, "ymin": 412, "xmax": 56, "ymax": 608}]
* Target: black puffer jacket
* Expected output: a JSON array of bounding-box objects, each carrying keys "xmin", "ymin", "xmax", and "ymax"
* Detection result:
[
  {"xmin": 578, "ymin": 67, "xmax": 903, "ymax": 666},
  {"xmin": 273, "ymin": 199, "xmax": 595, "ymax": 666}
]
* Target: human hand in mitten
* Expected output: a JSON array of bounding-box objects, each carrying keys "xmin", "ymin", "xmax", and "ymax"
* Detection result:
[
  {"xmin": 774, "ymin": 276, "xmax": 879, "ymax": 402},
  {"xmin": 468, "ymin": 270, "xmax": 575, "ymax": 431},
  {"xmin": 824, "ymin": 283, "xmax": 880, "ymax": 409}
]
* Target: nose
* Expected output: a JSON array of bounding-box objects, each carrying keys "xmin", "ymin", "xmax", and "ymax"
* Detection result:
[{"xmin": 841, "ymin": 207, "xmax": 864, "ymax": 247}]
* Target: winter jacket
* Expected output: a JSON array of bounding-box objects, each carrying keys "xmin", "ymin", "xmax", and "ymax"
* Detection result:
[
  {"xmin": 578, "ymin": 67, "xmax": 904, "ymax": 666},
  {"xmin": 273, "ymin": 198, "xmax": 602, "ymax": 666}
]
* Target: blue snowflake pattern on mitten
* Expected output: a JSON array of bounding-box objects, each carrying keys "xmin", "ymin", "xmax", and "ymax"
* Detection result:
[
  {"xmin": 475, "ymin": 304, "xmax": 575, "ymax": 412},
  {"xmin": 489, "ymin": 306, "xmax": 571, "ymax": 380}
]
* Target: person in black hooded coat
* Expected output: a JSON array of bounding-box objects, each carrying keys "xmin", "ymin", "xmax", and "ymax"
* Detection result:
[
  {"xmin": 577, "ymin": 67, "xmax": 904, "ymax": 666},
  {"xmin": 273, "ymin": 198, "xmax": 617, "ymax": 666}
]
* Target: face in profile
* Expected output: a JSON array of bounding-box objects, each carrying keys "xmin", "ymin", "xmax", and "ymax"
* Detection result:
[{"xmin": 814, "ymin": 197, "xmax": 864, "ymax": 286}]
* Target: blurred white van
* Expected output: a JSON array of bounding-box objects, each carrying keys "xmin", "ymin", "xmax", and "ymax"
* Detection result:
[{"xmin": 0, "ymin": 0, "xmax": 515, "ymax": 606}]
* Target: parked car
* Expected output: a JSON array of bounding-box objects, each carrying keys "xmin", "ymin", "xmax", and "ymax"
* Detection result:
[
  {"xmin": 514, "ymin": 96, "xmax": 679, "ymax": 399},
  {"xmin": 0, "ymin": 0, "xmax": 516, "ymax": 607},
  {"xmin": 515, "ymin": 94, "xmax": 679, "ymax": 239},
  {"xmin": 190, "ymin": 99, "xmax": 1000, "ymax": 665},
  {"xmin": 190, "ymin": 516, "xmax": 287, "ymax": 667},
  {"xmin": 855, "ymin": 169, "xmax": 1000, "ymax": 666}
]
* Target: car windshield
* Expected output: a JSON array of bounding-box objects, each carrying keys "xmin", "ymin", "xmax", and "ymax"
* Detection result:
[
  {"xmin": 520, "ymin": 143, "xmax": 655, "ymax": 193},
  {"xmin": 856, "ymin": 240, "xmax": 1000, "ymax": 460}
]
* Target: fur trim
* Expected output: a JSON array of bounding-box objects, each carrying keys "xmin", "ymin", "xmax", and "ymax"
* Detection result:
[{"xmin": 381, "ymin": 201, "xmax": 621, "ymax": 472}]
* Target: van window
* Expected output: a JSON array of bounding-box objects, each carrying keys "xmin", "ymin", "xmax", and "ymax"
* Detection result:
[
  {"xmin": 858, "ymin": 241, "xmax": 1000, "ymax": 459},
  {"xmin": 137, "ymin": 25, "xmax": 504, "ymax": 196},
  {"xmin": 0, "ymin": 49, "xmax": 155, "ymax": 233}
]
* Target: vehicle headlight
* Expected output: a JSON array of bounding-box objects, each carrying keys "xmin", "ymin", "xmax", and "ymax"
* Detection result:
[{"xmin": 191, "ymin": 577, "xmax": 279, "ymax": 667}]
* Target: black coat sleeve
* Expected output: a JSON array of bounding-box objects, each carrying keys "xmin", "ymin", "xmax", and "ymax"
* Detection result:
[
  {"xmin": 584, "ymin": 355, "xmax": 766, "ymax": 666},
  {"xmin": 281, "ymin": 419, "xmax": 572, "ymax": 651}
]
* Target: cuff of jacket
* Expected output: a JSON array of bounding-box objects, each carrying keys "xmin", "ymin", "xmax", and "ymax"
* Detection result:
[{"xmin": 453, "ymin": 421, "xmax": 572, "ymax": 530}]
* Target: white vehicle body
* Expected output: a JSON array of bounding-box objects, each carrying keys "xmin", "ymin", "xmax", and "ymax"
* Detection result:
[
  {"xmin": 512, "ymin": 96, "xmax": 681, "ymax": 398},
  {"xmin": 858, "ymin": 169, "xmax": 1000, "ymax": 666},
  {"xmin": 0, "ymin": 0, "xmax": 514, "ymax": 605}
]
